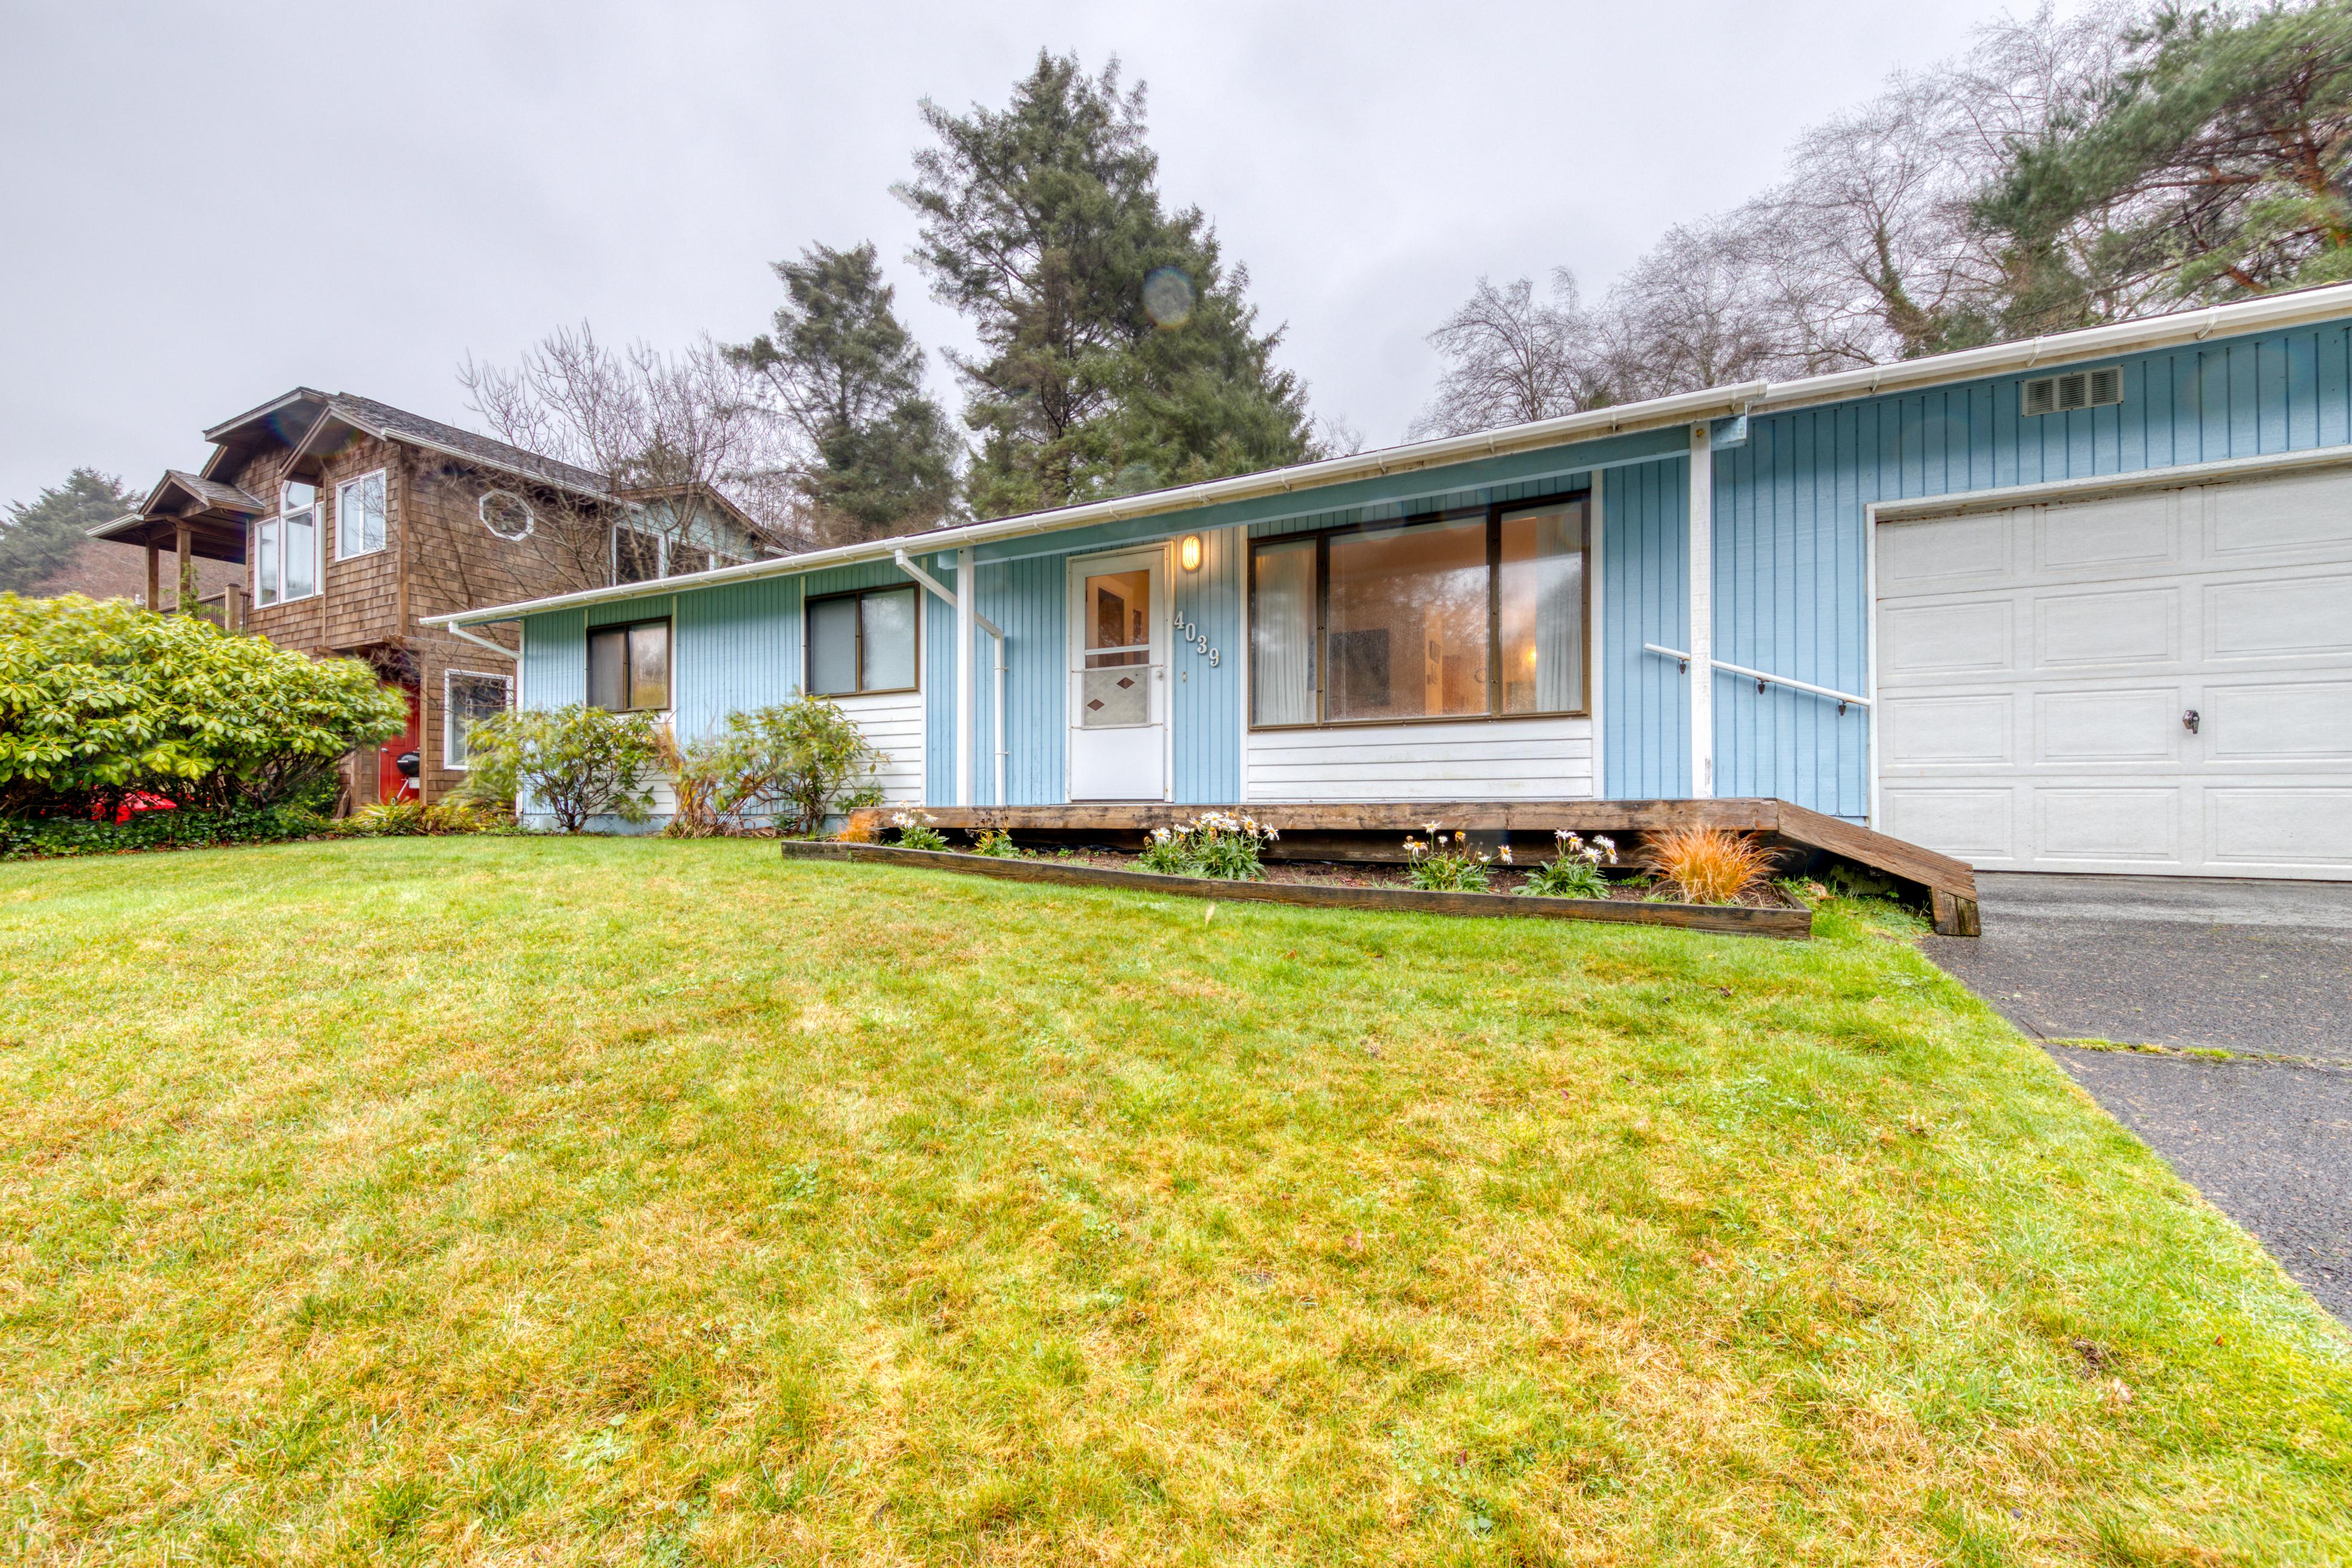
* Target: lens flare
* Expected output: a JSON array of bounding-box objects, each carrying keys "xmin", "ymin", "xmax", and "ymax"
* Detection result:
[{"xmin": 1143, "ymin": 266, "xmax": 1194, "ymax": 328}]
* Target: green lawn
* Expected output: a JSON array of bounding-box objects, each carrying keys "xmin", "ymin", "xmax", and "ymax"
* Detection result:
[{"xmin": 1, "ymin": 838, "xmax": 2345, "ymax": 1565}]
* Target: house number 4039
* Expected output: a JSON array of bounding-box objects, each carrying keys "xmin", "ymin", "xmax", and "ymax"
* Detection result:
[{"xmin": 1170, "ymin": 612, "xmax": 1219, "ymax": 666}]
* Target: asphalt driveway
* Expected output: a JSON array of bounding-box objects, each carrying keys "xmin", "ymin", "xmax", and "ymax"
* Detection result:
[{"xmin": 1923, "ymin": 874, "xmax": 2352, "ymax": 1325}]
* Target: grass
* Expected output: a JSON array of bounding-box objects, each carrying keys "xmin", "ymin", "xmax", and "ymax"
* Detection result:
[{"xmin": 0, "ymin": 837, "xmax": 2345, "ymax": 1566}]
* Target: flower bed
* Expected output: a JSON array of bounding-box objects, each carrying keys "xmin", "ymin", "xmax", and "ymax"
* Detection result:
[{"xmin": 778, "ymin": 838, "xmax": 1811, "ymax": 938}]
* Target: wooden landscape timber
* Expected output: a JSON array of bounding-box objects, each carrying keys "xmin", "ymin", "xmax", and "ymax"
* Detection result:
[
  {"xmin": 781, "ymin": 840, "xmax": 1813, "ymax": 939},
  {"xmin": 842, "ymin": 798, "xmax": 1979, "ymax": 935}
]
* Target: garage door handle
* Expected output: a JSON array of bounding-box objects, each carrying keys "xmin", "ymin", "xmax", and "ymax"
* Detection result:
[{"xmin": 2182, "ymin": 708, "xmax": 2200, "ymax": 734}]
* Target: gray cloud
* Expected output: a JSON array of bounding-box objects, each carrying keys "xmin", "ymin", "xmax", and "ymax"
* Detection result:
[{"xmin": 1, "ymin": 0, "xmax": 2050, "ymax": 507}]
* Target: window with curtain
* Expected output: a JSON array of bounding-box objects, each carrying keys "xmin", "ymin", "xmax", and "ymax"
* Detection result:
[
  {"xmin": 1250, "ymin": 539, "xmax": 1315, "ymax": 726},
  {"xmin": 336, "ymin": 469, "xmax": 386, "ymax": 558},
  {"xmin": 1247, "ymin": 497, "xmax": 1589, "ymax": 727},
  {"xmin": 588, "ymin": 621, "xmax": 670, "ymax": 712},
  {"xmin": 806, "ymin": 584, "xmax": 919, "ymax": 696}
]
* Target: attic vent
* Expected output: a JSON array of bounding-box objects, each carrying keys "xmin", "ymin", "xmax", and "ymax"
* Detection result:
[{"xmin": 2023, "ymin": 366, "xmax": 2123, "ymax": 417}]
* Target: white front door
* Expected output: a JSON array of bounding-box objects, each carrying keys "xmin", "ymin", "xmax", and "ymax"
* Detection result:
[
  {"xmin": 1875, "ymin": 465, "xmax": 2352, "ymax": 878},
  {"xmin": 1068, "ymin": 549, "xmax": 1168, "ymax": 800}
]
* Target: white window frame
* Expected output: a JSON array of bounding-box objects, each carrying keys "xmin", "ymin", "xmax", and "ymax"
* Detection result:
[
  {"xmin": 442, "ymin": 669, "xmax": 513, "ymax": 771},
  {"xmin": 256, "ymin": 480, "xmax": 322, "ymax": 605},
  {"xmin": 336, "ymin": 468, "xmax": 388, "ymax": 560}
]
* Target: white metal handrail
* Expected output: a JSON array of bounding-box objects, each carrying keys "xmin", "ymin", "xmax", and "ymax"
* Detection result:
[{"xmin": 1643, "ymin": 643, "xmax": 1870, "ymax": 714}]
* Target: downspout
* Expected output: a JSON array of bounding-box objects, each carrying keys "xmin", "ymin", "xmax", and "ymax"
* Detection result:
[
  {"xmin": 895, "ymin": 549, "xmax": 1007, "ymax": 806},
  {"xmin": 956, "ymin": 548, "xmax": 975, "ymax": 806},
  {"xmin": 1687, "ymin": 421, "xmax": 1714, "ymax": 799}
]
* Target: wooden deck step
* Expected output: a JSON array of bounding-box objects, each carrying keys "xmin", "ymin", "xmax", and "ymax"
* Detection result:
[{"xmin": 844, "ymin": 799, "xmax": 1980, "ymax": 935}]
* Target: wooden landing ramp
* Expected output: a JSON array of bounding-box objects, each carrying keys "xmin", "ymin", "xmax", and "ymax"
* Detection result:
[{"xmin": 843, "ymin": 799, "xmax": 1981, "ymax": 936}]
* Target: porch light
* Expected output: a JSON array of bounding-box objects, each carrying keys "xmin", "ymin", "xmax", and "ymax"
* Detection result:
[{"xmin": 1179, "ymin": 534, "xmax": 1202, "ymax": 572}]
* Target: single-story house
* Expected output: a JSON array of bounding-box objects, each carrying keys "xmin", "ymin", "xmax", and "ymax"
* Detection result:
[{"xmin": 430, "ymin": 285, "xmax": 2352, "ymax": 881}]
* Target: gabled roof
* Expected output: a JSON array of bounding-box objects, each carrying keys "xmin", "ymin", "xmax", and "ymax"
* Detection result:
[
  {"xmin": 325, "ymin": 393, "xmax": 609, "ymax": 495},
  {"xmin": 427, "ymin": 278, "xmax": 2352, "ymax": 630},
  {"xmin": 85, "ymin": 468, "xmax": 262, "ymax": 560},
  {"xmin": 142, "ymin": 469, "xmax": 264, "ymax": 518}
]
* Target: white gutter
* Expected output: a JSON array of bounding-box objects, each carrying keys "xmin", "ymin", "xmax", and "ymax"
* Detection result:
[
  {"xmin": 441, "ymin": 621, "xmax": 520, "ymax": 665},
  {"xmin": 423, "ymin": 279, "xmax": 2352, "ymax": 634},
  {"xmin": 423, "ymin": 381, "xmax": 1763, "ymax": 629},
  {"xmin": 895, "ymin": 549, "xmax": 1007, "ymax": 807}
]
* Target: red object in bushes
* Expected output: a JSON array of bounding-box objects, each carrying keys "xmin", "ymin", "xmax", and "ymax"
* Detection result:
[{"xmin": 96, "ymin": 793, "xmax": 179, "ymax": 825}]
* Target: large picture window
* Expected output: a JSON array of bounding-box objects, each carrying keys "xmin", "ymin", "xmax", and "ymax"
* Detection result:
[
  {"xmin": 1249, "ymin": 497, "xmax": 1589, "ymax": 728},
  {"xmin": 255, "ymin": 481, "xmax": 320, "ymax": 606},
  {"xmin": 588, "ymin": 620, "xmax": 670, "ymax": 713},
  {"xmin": 336, "ymin": 469, "xmax": 386, "ymax": 559},
  {"xmin": 806, "ymin": 584, "xmax": 918, "ymax": 696},
  {"xmin": 444, "ymin": 670, "xmax": 512, "ymax": 769}
]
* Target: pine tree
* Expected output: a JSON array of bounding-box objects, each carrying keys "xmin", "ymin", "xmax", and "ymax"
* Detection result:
[
  {"xmin": 897, "ymin": 51, "xmax": 1314, "ymax": 518},
  {"xmin": 0, "ymin": 469, "xmax": 137, "ymax": 595},
  {"xmin": 727, "ymin": 243, "xmax": 960, "ymax": 542},
  {"xmin": 1981, "ymin": 1, "xmax": 2352, "ymax": 327}
]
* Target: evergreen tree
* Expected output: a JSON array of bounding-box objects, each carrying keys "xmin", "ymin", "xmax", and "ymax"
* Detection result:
[
  {"xmin": 0, "ymin": 469, "xmax": 136, "ymax": 595},
  {"xmin": 897, "ymin": 51, "xmax": 1314, "ymax": 518},
  {"xmin": 1981, "ymin": 1, "xmax": 2352, "ymax": 327},
  {"xmin": 727, "ymin": 243, "xmax": 960, "ymax": 542}
]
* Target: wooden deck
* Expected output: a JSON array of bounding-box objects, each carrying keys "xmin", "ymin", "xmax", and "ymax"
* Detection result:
[{"xmin": 843, "ymin": 799, "xmax": 1981, "ymax": 936}]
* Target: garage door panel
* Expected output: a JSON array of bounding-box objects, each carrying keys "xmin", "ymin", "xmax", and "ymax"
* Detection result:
[
  {"xmin": 2034, "ymin": 587, "xmax": 2177, "ymax": 669},
  {"xmin": 1876, "ymin": 465, "xmax": 2352, "ymax": 880},
  {"xmin": 1882, "ymin": 602, "xmax": 2012, "ymax": 678},
  {"xmin": 2207, "ymin": 681, "xmax": 2352, "ymax": 763},
  {"xmin": 2206, "ymin": 575, "xmax": 2352, "ymax": 660},
  {"xmin": 2039, "ymin": 492, "xmax": 2180, "ymax": 572},
  {"xmin": 1881, "ymin": 788, "xmax": 2014, "ymax": 862},
  {"xmin": 2205, "ymin": 788, "xmax": 2352, "ymax": 869},
  {"xmin": 2037, "ymin": 789, "xmax": 2181, "ymax": 864},
  {"xmin": 1882, "ymin": 693, "xmax": 2012, "ymax": 767},
  {"xmin": 2206, "ymin": 469, "xmax": 2352, "ymax": 557},
  {"xmin": 1878, "ymin": 512, "xmax": 2011, "ymax": 590},
  {"xmin": 2035, "ymin": 688, "xmax": 2182, "ymax": 765}
]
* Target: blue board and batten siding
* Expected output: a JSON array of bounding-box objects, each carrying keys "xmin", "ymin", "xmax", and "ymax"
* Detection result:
[
  {"xmin": 1686, "ymin": 317, "xmax": 2352, "ymax": 817},
  {"xmin": 513, "ymin": 316, "xmax": 2352, "ymax": 823}
]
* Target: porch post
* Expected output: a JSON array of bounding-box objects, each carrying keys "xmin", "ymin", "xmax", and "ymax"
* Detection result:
[
  {"xmin": 1687, "ymin": 423, "xmax": 1714, "ymax": 799},
  {"xmin": 955, "ymin": 546, "xmax": 975, "ymax": 807},
  {"xmin": 174, "ymin": 525, "xmax": 193, "ymax": 615}
]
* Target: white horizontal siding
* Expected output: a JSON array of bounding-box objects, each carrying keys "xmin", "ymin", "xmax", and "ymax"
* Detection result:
[
  {"xmin": 837, "ymin": 690, "xmax": 926, "ymax": 805},
  {"xmin": 1245, "ymin": 716, "xmax": 1594, "ymax": 802}
]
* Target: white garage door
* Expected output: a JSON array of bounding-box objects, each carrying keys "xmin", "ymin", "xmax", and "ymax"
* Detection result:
[{"xmin": 1875, "ymin": 465, "xmax": 2352, "ymax": 879}]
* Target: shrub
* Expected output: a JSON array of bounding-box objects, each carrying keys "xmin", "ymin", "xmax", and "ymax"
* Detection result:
[
  {"xmin": 459, "ymin": 704, "xmax": 660, "ymax": 833},
  {"xmin": 1135, "ymin": 812, "xmax": 1274, "ymax": 880},
  {"xmin": 1644, "ymin": 826, "xmax": 1774, "ymax": 905},
  {"xmin": 1403, "ymin": 825, "xmax": 1492, "ymax": 891},
  {"xmin": 0, "ymin": 593, "xmax": 406, "ymax": 817},
  {"xmin": 970, "ymin": 828, "xmax": 1023, "ymax": 858},
  {"xmin": 0, "ymin": 802, "xmax": 327, "ymax": 860},
  {"xmin": 1519, "ymin": 829, "xmax": 1619, "ymax": 899},
  {"xmin": 887, "ymin": 809, "xmax": 949, "ymax": 851},
  {"xmin": 656, "ymin": 695, "xmax": 884, "ymax": 838},
  {"xmin": 335, "ymin": 799, "xmax": 498, "ymax": 837}
]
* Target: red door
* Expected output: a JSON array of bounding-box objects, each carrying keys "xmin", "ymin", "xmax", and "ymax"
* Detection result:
[{"xmin": 378, "ymin": 686, "xmax": 421, "ymax": 802}]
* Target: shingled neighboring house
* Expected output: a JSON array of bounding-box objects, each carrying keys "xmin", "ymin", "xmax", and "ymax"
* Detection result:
[{"xmin": 92, "ymin": 388, "xmax": 782, "ymax": 808}]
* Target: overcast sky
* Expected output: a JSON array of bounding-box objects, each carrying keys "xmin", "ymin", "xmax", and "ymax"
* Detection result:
[{"xmin": 1, "ymin": 0, "xmax": 2073, "ymax": 510}]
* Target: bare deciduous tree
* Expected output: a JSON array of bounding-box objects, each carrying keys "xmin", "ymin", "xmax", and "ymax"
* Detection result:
[
  {"xmin": 1413, "ymin": 4, "xmax": 2138, "ymax": 427},
  {"xmin": 1409, "ymin": 271, "xmax": 1609, "ymax": 438},
  {"xmin": 447, "ymin": 323, "xmax": 796, "ymax": 602}
]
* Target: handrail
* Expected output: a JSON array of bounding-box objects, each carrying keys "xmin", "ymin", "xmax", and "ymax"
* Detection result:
[{"xmin": 1643, "ymin": 643, "xmax": 1870, "ymax": 713}]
